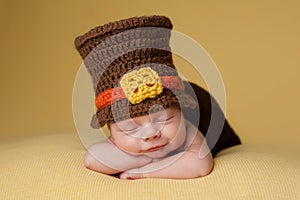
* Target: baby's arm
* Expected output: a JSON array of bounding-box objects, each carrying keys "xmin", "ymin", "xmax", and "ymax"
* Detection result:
[
  {"xmin": 84, "ymin": 139, "xmax": 152, "ymax": 175},
  {"xmin": 121, "ymin": 123, "xmax": 213, "ymax": 179}
]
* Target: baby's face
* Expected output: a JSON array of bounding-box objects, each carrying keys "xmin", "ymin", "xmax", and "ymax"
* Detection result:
[{"xmin": 109, "ymin": 107, "xmax": 187, "ymax": 158}]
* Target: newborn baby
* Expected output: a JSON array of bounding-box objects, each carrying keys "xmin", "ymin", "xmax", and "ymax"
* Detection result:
[
  {"xmin": 74, "ymin": 15, "xmax": 222, "ymax": 180},
  {"xmin": 85, "ymin": 107, "xmax": 213, "ymax": 179}
]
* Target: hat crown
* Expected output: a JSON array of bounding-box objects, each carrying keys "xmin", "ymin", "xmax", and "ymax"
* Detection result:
[
  {"xmin": 74, "ymin": 15, "xmax": 194, "ymax": 128},
  {"xmin": 75, "ymin": 15, "xmax": 172, "ymax": 59},
  {"xmin": 75, "ymin": 16, "xmax": 175, "ymax": 93}
]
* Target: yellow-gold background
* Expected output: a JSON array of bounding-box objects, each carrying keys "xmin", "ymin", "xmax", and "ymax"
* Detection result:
[{"xmin": 0, "ymin": 0, "xmax": 299, "ymax": 147}]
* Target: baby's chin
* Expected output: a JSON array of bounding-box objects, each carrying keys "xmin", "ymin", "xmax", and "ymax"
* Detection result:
[{"xmin": 144, "ymin": 151, "xmax": 169, "ymax": 159}]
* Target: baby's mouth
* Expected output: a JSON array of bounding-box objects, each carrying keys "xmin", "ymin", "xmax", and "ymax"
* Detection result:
[{"xmin": 145, "ymin": 143, "xmax": 168, "ymax": 152}]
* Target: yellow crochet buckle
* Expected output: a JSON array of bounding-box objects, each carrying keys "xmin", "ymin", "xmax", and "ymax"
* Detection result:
[{"xmin": 120, "ymin": 67, "xmax": 164, "ymax": 104}]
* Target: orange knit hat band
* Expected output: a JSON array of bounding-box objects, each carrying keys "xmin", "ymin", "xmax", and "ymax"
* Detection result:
[{"xmin": 95, "ymin": 76, "xmax": 184, "ymax": 109}]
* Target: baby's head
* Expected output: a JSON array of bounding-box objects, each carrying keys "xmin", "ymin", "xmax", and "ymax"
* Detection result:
[
  {"xmin": 109, "ymin": 107, "xmax": 186, "ymax": 158},
  {"xmin": 75, "ymin": 15, "xmax": 197, "ymax": 157}
]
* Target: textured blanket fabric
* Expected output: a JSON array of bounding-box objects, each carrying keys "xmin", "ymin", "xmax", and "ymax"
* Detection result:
[{"xmin": 0, "ymin": 133, "xmax": 299, "ymax": 199}]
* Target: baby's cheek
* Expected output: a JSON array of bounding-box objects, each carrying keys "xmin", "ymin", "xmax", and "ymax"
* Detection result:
[
  {"xmin": 164, "ymin": 125, "xmax": 183, "ymax": 140},
  {"xmin": 114, "ymin": 135, "xmax": 142, "ymax": 154},
  {"xmin": 164, "ymin": 124, "xmax": 186, "ymax": 147}
]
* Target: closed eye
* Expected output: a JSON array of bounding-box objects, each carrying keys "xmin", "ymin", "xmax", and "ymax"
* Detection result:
[
  {"xmin": 154, "ymin": 115, "xmax": 175, "ymax": 123},
  {"xmin": 123, "ymin": 126, "xmax": 140, "ymax": 133},
  {"xmin": 165, "ymin": 115, "xmax": 175, "ymax": 123}
]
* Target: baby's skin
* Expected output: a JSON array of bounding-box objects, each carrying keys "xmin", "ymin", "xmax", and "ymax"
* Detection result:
[{"xmin": 84, "ymin": 107, "xmax": 213, "ymax": 180}]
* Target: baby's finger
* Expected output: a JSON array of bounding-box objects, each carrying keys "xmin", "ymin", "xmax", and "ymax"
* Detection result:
[{"xmin": 120, "ymin": 172, "xmax": 144, "ymax": 180}]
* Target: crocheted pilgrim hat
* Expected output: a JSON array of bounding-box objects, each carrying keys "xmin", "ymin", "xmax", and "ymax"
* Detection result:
[{"xmin": 74, "ymin": 15, "xmax": 197, "ymax": 128}]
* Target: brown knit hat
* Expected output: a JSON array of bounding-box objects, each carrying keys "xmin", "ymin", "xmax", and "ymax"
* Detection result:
[{"xmin": 74, "ymin": 15, "xmax": 196, "ymax": 128}]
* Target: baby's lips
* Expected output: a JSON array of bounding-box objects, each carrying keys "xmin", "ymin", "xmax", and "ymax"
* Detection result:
[{"xmin": 145, "ymin": 143, "xmax": 168, "ymax": 152}]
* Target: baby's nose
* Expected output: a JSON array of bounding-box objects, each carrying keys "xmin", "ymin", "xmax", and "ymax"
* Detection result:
[{"xmin": 143, "ymin": 132, "xmax": 161, "ymax": 142}]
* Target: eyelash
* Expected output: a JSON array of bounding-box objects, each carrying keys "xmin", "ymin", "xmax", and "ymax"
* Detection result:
[
  {"xmin": 121, "ymin": 115, "xmax": 176, "ymax": 133},
  {"xmin": 124, "ymin": 127, "xmax": 139, "ymax": 132},
  {"xmin": 155, "ymin": 115, "xmax": 175, "ymax": 123}
]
